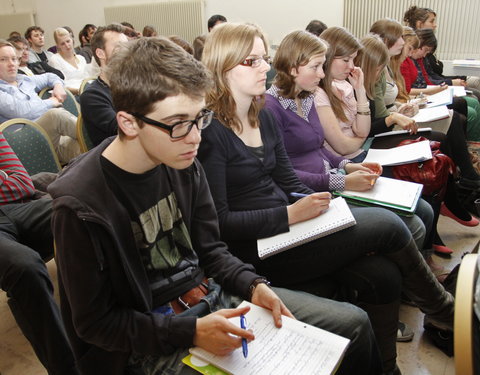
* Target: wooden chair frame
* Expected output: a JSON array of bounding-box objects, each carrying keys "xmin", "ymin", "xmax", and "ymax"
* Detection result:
[{"xmin": 455, "ymin": 253, "xmax": 479, "ymax": 375}]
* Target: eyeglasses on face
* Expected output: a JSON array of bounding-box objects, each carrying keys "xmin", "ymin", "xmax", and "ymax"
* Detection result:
[
  {"xmin": 130, "ymin": 109, "xmax": 214, "ymax": 139},
  {"xmin": 239, "ymin": 55, "xmax": 272, "ymax": 68}
]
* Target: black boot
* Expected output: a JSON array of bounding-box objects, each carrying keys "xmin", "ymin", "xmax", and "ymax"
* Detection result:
[
  {"xmin": 386, "ymin": 239, "xmax": 454, "ymax": 329},
  {"xmin": 360, "ymin": 300, "xmax": 400, "ymax": 374}
]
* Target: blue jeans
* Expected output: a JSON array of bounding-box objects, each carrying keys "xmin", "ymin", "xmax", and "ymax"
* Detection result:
[
  {"xmin": 126, "ymin": 281, "xmax": 382, "ymax": 375},
  {"xmin": 0, "ymin": 199, "xmax": 77, "ymax": 375}
]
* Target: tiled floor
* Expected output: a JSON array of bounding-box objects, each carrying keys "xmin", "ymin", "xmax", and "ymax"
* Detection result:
[{"xmin": 0, "ymin": 214, "xmax": 477, "ymax": 375}]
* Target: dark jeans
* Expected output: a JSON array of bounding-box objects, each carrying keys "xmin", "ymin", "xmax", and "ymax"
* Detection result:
[{"xmin": 0, "ymin": 199, "xmax": 77, "ymax": 375}]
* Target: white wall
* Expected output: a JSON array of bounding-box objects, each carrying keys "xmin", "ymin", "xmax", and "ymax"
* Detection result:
[
  {"xmin": 1, "ymin": 0, "xmax": 343, "ymax": 48},
  {"xmin": 205, "ymin": 0, "xmax": 343, "ymax": 47}
]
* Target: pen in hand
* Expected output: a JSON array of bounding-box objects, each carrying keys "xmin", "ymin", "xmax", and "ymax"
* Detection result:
[{"xmin": 240, "ymin": 314, "xmax": 248, "ymax": 358}]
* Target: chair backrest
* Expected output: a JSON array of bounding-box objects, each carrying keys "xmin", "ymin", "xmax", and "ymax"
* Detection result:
[
  {"xmin": 0, "ymin": 119, "xmax": 62, "ymax": 175},
  {"xmin": 38, "ymin": 87, "xmax": 79, "ymax": 117},
  {"xmin": 76, "ymin": 113, "xmax": 94, "ymax": 153},
  {"xmin": 78, "ymin": 76, "xmax": 97, "ymax": 95},
  {"xmin": 455, "ymin": 253, "xmax": 479, "ymax": 375}
]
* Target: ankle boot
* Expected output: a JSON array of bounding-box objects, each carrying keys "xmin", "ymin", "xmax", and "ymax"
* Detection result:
[
  {"xmin": 359, "ymin": 300, "xmax": 400, "ymax": 374},
  {"xmin": 385, "ymin": 238, "xmax": 454, "ymax": 329}
]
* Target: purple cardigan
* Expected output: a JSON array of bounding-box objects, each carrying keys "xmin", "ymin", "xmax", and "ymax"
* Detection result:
[{"xmin": 264, "ymin": 93, "xmax": 349, "ymax": 191}]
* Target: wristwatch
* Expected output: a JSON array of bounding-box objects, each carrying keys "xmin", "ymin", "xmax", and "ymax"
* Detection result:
[{"xmin": 249, "ymin": 277, "xmax": 271, "ymax": 300}]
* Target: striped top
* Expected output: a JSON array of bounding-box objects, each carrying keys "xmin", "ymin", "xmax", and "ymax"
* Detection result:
[{"xmin": 0, "ymin": 133, "xmax": 35, "ymax": 204}]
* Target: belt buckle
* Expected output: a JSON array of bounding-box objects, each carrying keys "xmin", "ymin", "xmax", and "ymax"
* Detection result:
[{"xmin": 177, "ymin": 295, "xmax": 190, "ymax": 310}]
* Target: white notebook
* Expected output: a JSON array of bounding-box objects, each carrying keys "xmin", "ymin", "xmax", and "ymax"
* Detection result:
[
  {"xmin": 335, "ymin": 177, "xmax": 423, "ymax": 215},
  {"xmin": 363, "ymin": 140, "xmax": 432, "ymax": 166},
  {"xmin": 413, "ymin": 105, "xmax": 450, "ymax": 123},
  {"xmin": 190, "ymin": 301, "xmax": 350, "ymax": 375},
  {"xmin": 256, "ymin": 197, "xmax": 356, "ymax": 260}
]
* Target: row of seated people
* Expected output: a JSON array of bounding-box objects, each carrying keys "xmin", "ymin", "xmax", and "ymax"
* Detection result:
[{"xmin": 0, "ymin": 10, "xmax": 478, "ymax": 375}]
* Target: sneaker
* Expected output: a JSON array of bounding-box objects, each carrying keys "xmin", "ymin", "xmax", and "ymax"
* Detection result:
[{"xmin": 397, "ymin": 321, "xmax": 414, "ymax": 342}]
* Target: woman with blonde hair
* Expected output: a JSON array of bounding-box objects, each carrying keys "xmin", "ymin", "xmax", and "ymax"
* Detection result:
[
  {"xmin": 200, "ymin": 23, "xmax": 454, "ymax": 375},
  {"xmin": 49, "ymin": 27, "xmax": 90, "ymax": 94}
]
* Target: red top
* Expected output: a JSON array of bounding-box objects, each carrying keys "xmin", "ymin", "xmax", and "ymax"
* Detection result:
[
  {"xmin": 400, "ymin": 57, "xmax": 418, "ymax": 93},
  {"xmin": 0, "ymin": 133, "xmax": 35, "ymax": 204}
]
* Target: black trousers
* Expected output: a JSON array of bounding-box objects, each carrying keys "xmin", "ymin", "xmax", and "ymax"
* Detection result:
[{"xmin": 0, "ymin": 198, "xmax": 77, "ymax": 375}]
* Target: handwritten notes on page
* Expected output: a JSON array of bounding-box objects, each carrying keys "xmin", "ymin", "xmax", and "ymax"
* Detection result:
[{"xmin": 190, "ymin": 301, "xmax": 350, "ymax": 375}]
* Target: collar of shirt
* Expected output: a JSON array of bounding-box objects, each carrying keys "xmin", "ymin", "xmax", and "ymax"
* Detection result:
[{"xmin": 266, "ymin": 84, "xmax": 314, "ymax": 121}]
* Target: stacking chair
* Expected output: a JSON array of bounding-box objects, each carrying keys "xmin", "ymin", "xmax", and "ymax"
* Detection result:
[
  {"xmin": 0, "ymin": 119, "xmax": 62, "ymax": 175},
  {"xmin": 76, "ymin": 113, "xmax": 95, "ymax": 153},
  {"xmin": 38, "ymin": 87, "xmax": 80, "ymax": 117},
  {"xmin": 454, "ymin": 253, "xmax": 479, "ymax": 375},
  {"xmin": 78, "ymin": 76, "xmax": 97, "ymax": 95}
]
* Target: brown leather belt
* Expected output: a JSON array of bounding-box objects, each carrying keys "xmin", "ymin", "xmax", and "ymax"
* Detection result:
[{"xmin": 170, "ymin": 278, "xmax": 209, "ymax": 314}]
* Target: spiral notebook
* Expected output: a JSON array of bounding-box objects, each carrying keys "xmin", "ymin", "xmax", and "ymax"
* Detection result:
[{"xmin": 257, "ymin": 197, "xmax": 356, "ymax": 259}]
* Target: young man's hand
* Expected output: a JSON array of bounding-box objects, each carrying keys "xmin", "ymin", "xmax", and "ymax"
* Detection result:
[
  {"xmin": 193, "ymin": 305, "xmax": 254, "ymax": 356},
  {"xmin": 51, "ymin": 83, "xmax": 67, "ymax": 103},
  {"xmin": 251, "ymin": 283, "xmax": 294, "ymax": 327}
]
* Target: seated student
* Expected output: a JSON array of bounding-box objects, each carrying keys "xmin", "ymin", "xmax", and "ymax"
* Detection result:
[
  {"xmin": 315, "ymin": 26, "xmax": 371, "ymax": 161},
  {"xmin": 76, "ymin": 24, "xmax": 97, "ymax": 63},
  {"xmin": 80, "ymin": 24, "xmax": 128, "ymax": 147},
  {"xmin": 265, "ymin": 28, "xmax": 432, "ymax": 256},
  {"xmin": 403, "ymin": 5, "xmax": 480, "ymax": 92},
  {"xmin": 198, "ymin": 23, "xmax": 453, "ymax": 374},
  {"xmin": 25, "ymin": 26, "xmax": 52, "ymax": 64},
  {"xmin": 266, "ymin": 26, "xmax": 434, "ymax": 266},
  {"xmin": 405, "ymin": 28, "xmax": 480, "ymax": 142},
  {"xmin": 8, "ymin": 35, "xmax": 65, "ymax": 78},
  {"xmin": 305, "ymin": 19, "xmax": 328, "ymax": 36},
  {"xmin": 0, "ymin": 40, "xmax": 80, "ymax": 164},
  {"xmin": 207, "ymin": 14, "xmax": 227, "ymax": 32},
  {"xmin": 49, "ymin": 27, "xmax": 91, "ymax": 95},
  {"xmin": 355, "ymin": 34, "xmax": 479, "ymax": 256},
  {"xmin": 142, "ymin": 25, "xmax": 157, "ymax": 37},
  {"xmin": 0, "ymin": 132, "xmax": 78, "ymax": 374},
  {"xmin": 367, "ymin": 20, "xmax": 480, "ymax": 190},
  {"xmin": 48, "ymin": 36, "xmax": 380, "ymax": 375}
]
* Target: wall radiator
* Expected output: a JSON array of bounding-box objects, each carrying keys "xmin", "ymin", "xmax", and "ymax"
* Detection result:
[
  {"xmin": 104, "ymin": 0, "xmax": 204, "ymax": 43},
  {"xmin": 344, "ymin": 0, "xmax": 480, "ymax": 60}
]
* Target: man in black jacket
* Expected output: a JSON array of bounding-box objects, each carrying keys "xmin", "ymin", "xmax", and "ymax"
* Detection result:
[
  {"xmin": 80, "ymin": 24, "xmax": 128, "ymax": 147},
  {"xmin": 49, "ymin": 37, "xmax": 380, "ymax": 375}
]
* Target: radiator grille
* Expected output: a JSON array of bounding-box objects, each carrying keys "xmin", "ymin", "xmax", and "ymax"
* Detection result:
[
  {"xmin": 344, "ymin": 0, "xmax": 480, "ymax": 60},
  {"xmin": 104, "ymin": 0, "xmax": 204, "ymax": 43}
]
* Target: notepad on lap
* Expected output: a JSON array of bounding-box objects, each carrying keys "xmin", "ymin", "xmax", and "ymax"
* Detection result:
[
  {"xmin": 413, "ymin": 105, "xmax": 450, "ymax": 123},
  {"xmin": 425, "ymin": 87, "xmax": 453, "ymax": 108},
  {"xmin": 334, "ymin": 177, "xmax": 423, "ymax": 215},
  {"xmin": 256, "ymin": 197, "xmax": 355, "ymax": 260},
  {"xmin": 363, "ymin": 140, "xmax": 432, "ymax": 166},
  {"xmin": 189, "ymin": 301, "xmax": 350, "ymax": 375}
]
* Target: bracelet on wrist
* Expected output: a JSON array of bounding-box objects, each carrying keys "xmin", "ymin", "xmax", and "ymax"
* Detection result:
[{"xmin": 357, "ymin": 110, "xmax": 371, "ymax": 116}]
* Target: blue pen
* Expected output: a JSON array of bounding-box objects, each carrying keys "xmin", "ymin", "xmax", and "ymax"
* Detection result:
[
  {"xmin": 240, "ymin": 314, "xmax": 248, "ymax": 358},
  {"xmin": 290, "ymin": 192, "xmax": 308, "ymax": 198}
]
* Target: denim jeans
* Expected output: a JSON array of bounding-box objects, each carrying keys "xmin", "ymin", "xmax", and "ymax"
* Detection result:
[
  {"xmin": 0, "ymin": 199, "xmax": 77, "ymax": 374},
  {"xmin": 126, "ymin": 281, "xmax": 382, "ymax": 375}
]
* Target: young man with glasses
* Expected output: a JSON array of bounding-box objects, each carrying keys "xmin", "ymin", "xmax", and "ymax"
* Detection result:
[{"xmin": 49, "ymin": 37, "xmax": 379, "ymax": 375}]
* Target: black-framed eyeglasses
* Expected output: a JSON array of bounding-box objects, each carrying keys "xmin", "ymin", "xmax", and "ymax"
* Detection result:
[
  {"xmin": 130, "ymin": 109, "xmax": 214, "ymax": 139},
  {"xmin": 239, "ymin": 55, "xmax": 272, "ymax": 68}
]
